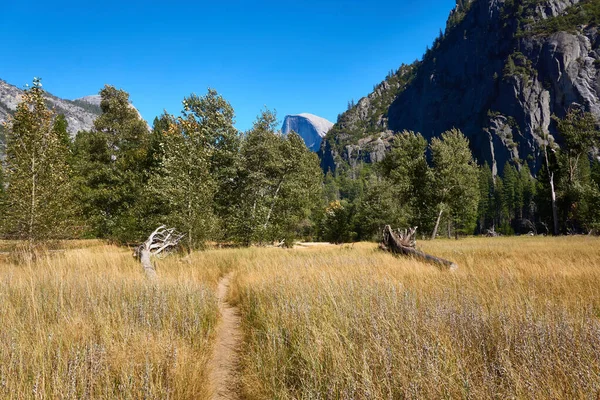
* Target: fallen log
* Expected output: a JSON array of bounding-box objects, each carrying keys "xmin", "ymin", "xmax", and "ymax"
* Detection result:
[{"xmin": 381, "ymin": 225, "xmax": 458, "ymax": 271}]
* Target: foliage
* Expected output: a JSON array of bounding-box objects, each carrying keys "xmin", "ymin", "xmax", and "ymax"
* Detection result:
[
  {"xmin": 320, "ymin": 200, "xmax": 356, "ymax": 244},
  {"xmin": 552, "ymin": 107, "xmax": 600, "ymax": 232},
  {"xmin": 148, "ymin": 89, "xmax": 239, "ymax": 249},
  {"xmin": 379, "ymin": 131, "xmax": 436, "ymax": 233},
  {"xmin": 353, "ymin": 177, "xmax": 409, "ymax": 241},
  {"xmin": 72, "ymin": 85, "xmax": 150, "ymax": 243},
  {"xmin": 527, "ymin": 0, "xmax": 600, "ymax": 35},
  {"xmin": 2, "ymin": 78, "xmax": 77, "ymax": 243},
  {"xmin": 503, "ymin": 52, "xmax": 537, "ymax": 84},
  {"xmin": 230, "ymin": 109, "xmax": 323, "ymax": 245},
  {"xmin": 430, "ymin": 129, "xmax": 480, "ymax": 237}
]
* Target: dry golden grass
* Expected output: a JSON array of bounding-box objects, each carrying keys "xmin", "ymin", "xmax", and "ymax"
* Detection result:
[
  {"xmin": 2, "ymin": 237, "xmax": 600, "ymax": 399},
  {"xmin": 0, "ymin": 245, "xmax": 236, "ymax": 399},
  {"xmin": 229, "ymin": 237, "xmax": 600, "ymax": 399}
]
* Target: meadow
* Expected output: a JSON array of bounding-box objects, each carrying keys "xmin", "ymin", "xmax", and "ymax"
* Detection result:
[{"xmin": 0, "ymin": 236, "xmax": 599, "ymax": 399}]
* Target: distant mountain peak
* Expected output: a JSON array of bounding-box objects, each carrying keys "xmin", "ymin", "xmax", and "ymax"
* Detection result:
[
  {"xmin": 76, "ymin": 95, "xmax": 102, "ymax": 106},
  {"xmin": 282, "ymin": 113, "xmax": 334, "ymax": 152},
  {"xmin": 0, "ymin": 80, "xmax": 147, "ymax": 136}
]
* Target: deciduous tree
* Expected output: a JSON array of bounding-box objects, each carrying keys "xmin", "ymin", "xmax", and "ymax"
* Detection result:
[{"xmin": 430, "ymin": 129, "xmax": 480, "ymax": 238}]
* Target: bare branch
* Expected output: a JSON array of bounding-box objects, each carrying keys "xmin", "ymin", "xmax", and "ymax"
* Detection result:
[{"xmin": 136, "ymin": 225, "xmax": 185, "ymax": 279}]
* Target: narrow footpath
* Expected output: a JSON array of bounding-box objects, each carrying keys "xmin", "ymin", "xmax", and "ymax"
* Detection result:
[{"xmin": 208, "ymin": 272, "xmax": 242, "ymax": 400}]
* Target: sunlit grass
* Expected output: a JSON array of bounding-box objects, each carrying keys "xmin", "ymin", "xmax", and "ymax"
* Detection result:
[
  {"xmin": 0, "ymin": 245, "xmax": 232, "ymax": 399},
  {"xmin": 230, "ymin": 237, "xmax": 600, "ymax": 399},
  {"xmin": 2, "ymin": 237, "xmax": 600, "ymax": 399}
]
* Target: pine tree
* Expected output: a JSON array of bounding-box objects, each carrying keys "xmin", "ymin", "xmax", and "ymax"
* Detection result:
[
  {"xmin": 477, "ymin": 162, "xmax": 495, "ymax": 233},
  {"xmin": 72, "ymin": 85, "xmax": 149, "ymax": 242},
  {"xmin": 2, "ymin": 78, "xmax": 76, "ymax": 244},
  {"xmin": 379, "ymin": 130, "xmax": 436, "ymax": 232},
  {"xmin": 553, "ymin": 107, "xmax": 600, "ymax": 232},
  {"xmin": 501, "ymin": 162, "xmax": 520, "ymax": 225}
]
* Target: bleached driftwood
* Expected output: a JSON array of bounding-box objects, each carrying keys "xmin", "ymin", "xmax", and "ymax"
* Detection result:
[
  {"xmin": 381, "ymin": 225, "xmax": 457, "ymax": 271},
  {"xmin": 136, "ymin": 225, "xmax": 185, "ymax": 279}
]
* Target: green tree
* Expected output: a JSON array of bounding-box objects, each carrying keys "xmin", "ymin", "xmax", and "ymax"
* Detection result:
[
  {"xmin": 323, "ymin": 171, "xmax": 340, "ymax": 203},
  {"xmin": 53, "ymin": 114, "xmax": 71, "ymax": 150},
  {"xmin": 519, "ymin": 164, "xmax": 537, "ymax": 224},
  {"xmin": 72, "ymin": 85, "xmax": 150, "ymax": 242},
  {"xmin": 354, "ymin": 176, "xmax": 409, "ymax": 241},
  {"xmin": 148, "ymin": 89, "xmax": 238, "ymax": 249},
  {"xmin": 553, "ymin": 107, "xmax": 600, "ymax": 232},
  {"xmin": 232, "ymin": 109, "xmax": 322, "ymax": 245},
  {"xmin": 379, "ymin": 131, "xmax": 436, "ymax": 233},
  {"xmin": 320, "ymin": 200, "xmax": 356, "ymax": 244},
  {"xmin": 500, "ymin": 162, "xmax": 523, "ymax": 232},
  {"xmin": 430, "ymin": 129, "xmax": 480, "ymax": 238},
  {"xmin": 2, "ymin": 78, "xmax": 76, "ymax": 244},
  {"xmin": 477, "ymin": 162, "xmax": 496, "ymax": 233}
]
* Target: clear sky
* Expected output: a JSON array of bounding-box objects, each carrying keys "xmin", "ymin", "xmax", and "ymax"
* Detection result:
[{"xmin": 1, "ymin": 0, "xmax": 456, "ymax": 131}]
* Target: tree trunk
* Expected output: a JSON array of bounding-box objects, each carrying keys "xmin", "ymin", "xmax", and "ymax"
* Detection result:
[
  {"xmin": 29, "ymin": 155, "xmax": 37, "ymax": 248},
  {"xmin": 264, "ymin": 176, "xmax": 285, "ymax": 230},
  {"xmin": 382, "ymin": 225, "xmax": 457, "ymax": 270},
  {"xmin": 431, "ymin": 207, "xmax": 443, "ymax": 240},
  {"xmin": 550, "ymin": 171, "xmax": 559, "ymax": 235},
  {"xmin": 140, "ymin": 248, "xmax": 158, "ymax": 280},
  {"xmin": 137, "ymin": 226, "xmax": 185, "ymax": 279},
  {"xmin": 544, "ymin": 148, "xmax": 559, "ymax": 236}
]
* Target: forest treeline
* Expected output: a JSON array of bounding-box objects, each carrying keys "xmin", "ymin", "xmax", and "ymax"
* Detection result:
[{"xmin": 1, "ymin": 79, "xmax": 599, "ymax": 248}]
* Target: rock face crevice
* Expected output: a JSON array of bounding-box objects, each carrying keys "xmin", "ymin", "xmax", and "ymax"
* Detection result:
[{"xmin": 322, "ymin": 0, "xmax": 600, "ymax": 175}]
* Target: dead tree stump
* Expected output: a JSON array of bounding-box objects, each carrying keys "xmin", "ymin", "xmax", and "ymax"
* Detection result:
[
  {"xmin": 381, "ymin": 225, "xmax": 458, "ymax": 271},
  {"xmin": 136, "ymin": 225, "xmax": 185, "ymax": 280}
]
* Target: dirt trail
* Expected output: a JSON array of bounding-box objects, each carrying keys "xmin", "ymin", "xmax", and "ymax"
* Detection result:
[{"xmin": 209, "ymin": 273, "xmax": 242, "ymax": 400}]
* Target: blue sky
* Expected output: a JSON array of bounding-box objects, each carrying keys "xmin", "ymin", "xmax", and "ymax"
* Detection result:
[{"xmin": 1, "ymin": 0, "xmax": 456, "ymax": 131}]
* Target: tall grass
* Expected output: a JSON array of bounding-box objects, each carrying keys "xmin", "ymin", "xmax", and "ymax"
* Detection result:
[
  {"xmin": 0, "ymin": 245, "xmax": 231, "ymax": 399},
  {"xmin": 2, "ymin": 237, "xmax": 600, "ymax": 399},
  {"xmin": 230, "ymin": 238, "xmax": 600, "ymax": 399}
]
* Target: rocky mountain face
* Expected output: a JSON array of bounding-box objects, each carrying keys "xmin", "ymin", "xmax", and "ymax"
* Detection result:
[
  {"xmin": 319, "ymin": 63, "xmax": 419, "ymax": 172},
  {"xmin": 0, "ymin": 79, "xmax": 102, "ymax": 137},
  {"xmin": 321, "ymin": 0, "xmax": 600, "ymax": 175},
  {"xmin": 281, "ymin": 113, "xmax": 334, "ymax": 151}
]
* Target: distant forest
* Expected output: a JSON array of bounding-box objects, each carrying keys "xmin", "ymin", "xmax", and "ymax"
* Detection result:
[{"xmin": 0, "ymin": 79, "xmax": 599, "ymax": 248}]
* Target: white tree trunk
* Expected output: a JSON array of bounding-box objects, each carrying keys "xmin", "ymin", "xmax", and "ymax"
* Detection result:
[
  {"xmin": 431, "ymin": 207, "xmax": 443, "ymax": 240},
  {"xmin": 140, "ymin": 248, "xmax": 158, "ymax": 280}
]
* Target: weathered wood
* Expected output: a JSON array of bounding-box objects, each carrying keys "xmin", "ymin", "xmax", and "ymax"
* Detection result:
[
  {"xmin": 137, "ymin": 225, "xmax": 185, "ymax": 280},
  {"xmin": 382, "ymin": 225, "xmax": 458, "ymax": 271}
]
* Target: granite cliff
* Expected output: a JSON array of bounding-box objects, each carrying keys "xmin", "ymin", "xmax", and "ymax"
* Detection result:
[
  {"xmin": 0, "ymin": 80, "xmax": 146, "ymax": 140},
  {"xmin": 320, "ymin": 0, "xmax": 600, "ymax": 175},
  {"xmin": 281, "ymin": 113, "xmax": 334, "ymax": 151},
  {"xmin": 0, "ymin": 79, "xmax": 102, "ymax": 137}
]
